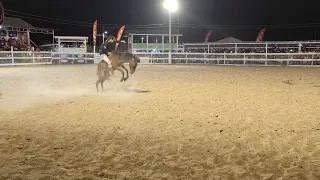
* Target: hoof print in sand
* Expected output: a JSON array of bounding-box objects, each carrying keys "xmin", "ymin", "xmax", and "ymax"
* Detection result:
[{"xmin": 282, "ymin": 80, "xmax": 294, "ymax": 85}]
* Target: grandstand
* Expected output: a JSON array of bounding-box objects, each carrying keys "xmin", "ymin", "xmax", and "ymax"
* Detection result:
[
  {"xmin": 183, "ymin": 36, "xmax": 320, "ymax": 54},
  {"xmin": 133, "ymin": 36, "xmax": 320, "ymax": 66},
  {"xmin": 0, "ymin": 17, "xmax": 55, "ymax": 51}
]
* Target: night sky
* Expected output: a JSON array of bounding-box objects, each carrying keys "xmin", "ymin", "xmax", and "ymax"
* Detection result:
[{"xmin": 3, "ymin": 0, "xmax": 320, "ymax": 44}]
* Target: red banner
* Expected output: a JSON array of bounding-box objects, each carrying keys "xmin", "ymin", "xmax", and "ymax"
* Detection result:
[
  {"xmin": 204, "ymin": 30, "xmax": 212, "ymax": 42},
  {"xmin": 256, "ymin": 28, "xmax": 266, "ymax": 41},
  {"xmin": 0, "ymin": 0, "xmax": 4, "ymax": 25},
  {"xmin": 115, "ymin": 25, "xmax": 125, "ymax": 51},
  {"xmin": 93, "ymin": 20, "xmax": 97, "ymax": 47}
]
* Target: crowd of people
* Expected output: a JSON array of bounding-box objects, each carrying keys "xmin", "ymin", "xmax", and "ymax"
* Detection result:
[
  {"xmin": 60, "ymin": 42, "xmax": 85, "ymax": 48},
  {"xmin": 185, "ymin": 43, "xmax": 320, "ymax": 54},
  {"xmin": 0, "ymin": 37, "xmax": 31, "ymax": 51},
  {"xmin": 136, "ymin": 43, "xmax": 320, "ymax": 65}
]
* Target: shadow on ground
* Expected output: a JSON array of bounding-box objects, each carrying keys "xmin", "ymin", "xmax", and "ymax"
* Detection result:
[{"xmin": 102, "ymin": 88, "xmax": 151, "ymax": 93}]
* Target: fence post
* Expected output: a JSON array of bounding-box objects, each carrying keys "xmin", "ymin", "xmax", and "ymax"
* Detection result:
[
  {"xmin": 50, "ymin": 50, "xmax": 53, "ymax": 64},
  {"xmin": 223, "ymin": 52, "xmax": 226, "ymax": 64},
  {"xmin": 186, "ymin": 53, "xmax": 188, "ymax": 64},
  {"xmin": 10, "ymin": 46, "xmax": 14, "ymax": 65},
  {"xmin": 151, "ymin": 53, "xmax": 153, "ymax": 64},
  {"xmin": 93, "ymin": 46, "xmax": 96, "ymax": 64},
  {"xmin": 265, "ymin": 53, "xmax": 268, "ymax": 65},
  {"xmin": 32, "ymin": 51, "xmax": 35, "ymax": 64},
  {"xmin": 243, "ymin": 52, "xmax": 246, "ymax": 65},
  {"xmin": 204, "ymin": 53, "xmax": 207, "ymax": 65}
]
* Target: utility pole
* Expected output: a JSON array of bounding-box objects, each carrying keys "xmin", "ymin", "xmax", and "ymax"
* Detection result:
[{"xmin": 177, "ymin": 12, "xmax": 180, "ymax": 34}]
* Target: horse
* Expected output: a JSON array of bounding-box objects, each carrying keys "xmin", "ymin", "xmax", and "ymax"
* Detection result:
[
  {"xmin": 95, "ymin": 61, "xmax": 112, "ymax": 92},
  {"xmin": 95, "ymin": 51, "xmax": 139, "ymax": 92}
]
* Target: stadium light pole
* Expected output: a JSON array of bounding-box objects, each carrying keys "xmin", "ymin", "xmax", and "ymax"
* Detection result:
[{"xmin": 163, "ymin": 0, "xmax": 178, "ymax": 64}]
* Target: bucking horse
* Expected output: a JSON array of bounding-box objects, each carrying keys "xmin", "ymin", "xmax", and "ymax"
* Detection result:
[{"xmin": 96, "ymin": 51, "xmax": 140, "ymax": 92}]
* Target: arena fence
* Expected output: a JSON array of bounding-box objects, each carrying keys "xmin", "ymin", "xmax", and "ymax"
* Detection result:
[
  {"xmin": 0, "ymin": 51, "xmax": 97, "ymax": 66},
  {"xmin": 0, "ymin": 51, "xmax": 320, "ymax": 67},
  {"xmin": 0, "ymin": 51, "xmax": 53, "ymax": 66},
  {"xmin": 134, "ymin": 52, "xmax": 320, "ymax": 66}
]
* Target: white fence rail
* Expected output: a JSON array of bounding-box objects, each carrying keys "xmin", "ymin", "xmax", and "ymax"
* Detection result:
[
  {"xmin": 134, "ymin": 52, "xmax": 320, "ymax": 66},
  {"xmin": 0, "ymin": 51, "xmax": 52, "ymax": 66},
  {"xmin": 0, "ymin": 51, "xmax": 97, "ymax": 66},
  {"xmin": 0, "ymin": 51, "xmax": 320, "ymax": 67}
]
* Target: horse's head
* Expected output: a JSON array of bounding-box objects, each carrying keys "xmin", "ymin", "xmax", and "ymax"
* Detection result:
[{"xmin": 129, "ymin": 55, "xmax": 139, "ymax": 74}]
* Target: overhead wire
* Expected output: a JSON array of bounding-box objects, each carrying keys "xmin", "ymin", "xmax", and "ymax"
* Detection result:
[
  {"xmin": 5, "ymin": 9, "xmax": 169, "ymax": 28},
  {"xmin": 5, "ymin": 9, "xmax": 320, "ymax": 30}
]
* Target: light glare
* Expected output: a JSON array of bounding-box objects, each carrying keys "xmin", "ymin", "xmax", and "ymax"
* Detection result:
[{"xmin": 163, "ymin": 0, "xmax": 178, "ymax": 13}]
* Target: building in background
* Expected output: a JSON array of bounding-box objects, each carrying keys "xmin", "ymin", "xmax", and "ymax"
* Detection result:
[
  {"xmin": 124, "ymin": 29, "xmax": 183, "ymax": 53},
  {"xmin": 1, "ymin": 17, "xmax": 54, "ymax": 50}
]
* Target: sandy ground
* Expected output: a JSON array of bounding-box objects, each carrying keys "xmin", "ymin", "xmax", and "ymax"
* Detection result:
[{"xmin": 0, "ymin": 64, "xmax": 320, "ymax": 180}]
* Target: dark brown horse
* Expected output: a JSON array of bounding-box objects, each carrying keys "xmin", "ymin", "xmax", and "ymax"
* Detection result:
[{"xmin": 96, "ymin": 51, "xmax": 139, "ymax": 92}]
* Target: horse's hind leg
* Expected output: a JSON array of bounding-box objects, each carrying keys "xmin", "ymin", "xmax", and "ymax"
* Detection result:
[
  {"xmin": 101, "ymin": 79, "xmax": 106, "ymax": 91},
  {"xmin": 96, "ymin": 79, "xmax": 101, "ymax": 92}
]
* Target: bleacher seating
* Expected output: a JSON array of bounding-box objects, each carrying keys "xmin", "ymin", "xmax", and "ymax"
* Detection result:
[{"xmin": 183, "ymin": 41, "xmax": 320, "ymax": 54}]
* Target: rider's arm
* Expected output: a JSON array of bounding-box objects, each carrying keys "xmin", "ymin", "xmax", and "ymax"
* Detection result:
[{"xmin": 110, "ymin": 40, "xmax": 124, "ymax": 44}]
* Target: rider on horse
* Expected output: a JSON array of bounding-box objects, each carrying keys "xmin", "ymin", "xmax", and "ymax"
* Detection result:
[{"xmin": 99, "ymin": 35, "xmax": 125, "ymax": 75}]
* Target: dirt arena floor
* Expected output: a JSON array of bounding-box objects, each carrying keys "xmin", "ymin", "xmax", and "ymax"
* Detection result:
[{"xmin": 0, "ymin": 64, "xmax": 320, "ymax": 180}]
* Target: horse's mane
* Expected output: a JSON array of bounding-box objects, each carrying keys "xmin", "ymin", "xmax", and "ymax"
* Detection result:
[{"xmin": 112, "ymin": 51, "xmax": 140, "ymax": 63}]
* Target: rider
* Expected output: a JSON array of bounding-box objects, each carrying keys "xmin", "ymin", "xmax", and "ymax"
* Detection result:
[{"xmin": 99, "ymin": 35, "xmax": 125, "ymax": 75}]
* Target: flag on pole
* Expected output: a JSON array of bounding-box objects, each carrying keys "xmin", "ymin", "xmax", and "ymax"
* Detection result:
[
  {"xmin": 256, "ymin": 28, "xmax": 266, "ymax": 41},
  {"xmin": 115, "ymin": 25, "xmax": 125, "ymax": 51},
  {"xmin": 0, "ymin": 0, "xmax": 4, "ymax": 25},
  {"xmin": 93, "ymin": 20, "xmax": 98, "ymax": 47},
  {"xmin": 204, "ymin": 30, "xmax": 212, "ymax": 42}
]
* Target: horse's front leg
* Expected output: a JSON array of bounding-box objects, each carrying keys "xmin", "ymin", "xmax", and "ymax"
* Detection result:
[
  {"xmin": 115, "ymin": 66, "xmax": 125, "ymax": 82},
  {"xmin": 119, "ymin": 63, "xmax": 129, "ymax": 81}
]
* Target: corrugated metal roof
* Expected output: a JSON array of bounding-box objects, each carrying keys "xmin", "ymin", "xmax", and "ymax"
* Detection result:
[{"xmin": 3, "ymin": 17, "xmax": 34, "ymax": 28}]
